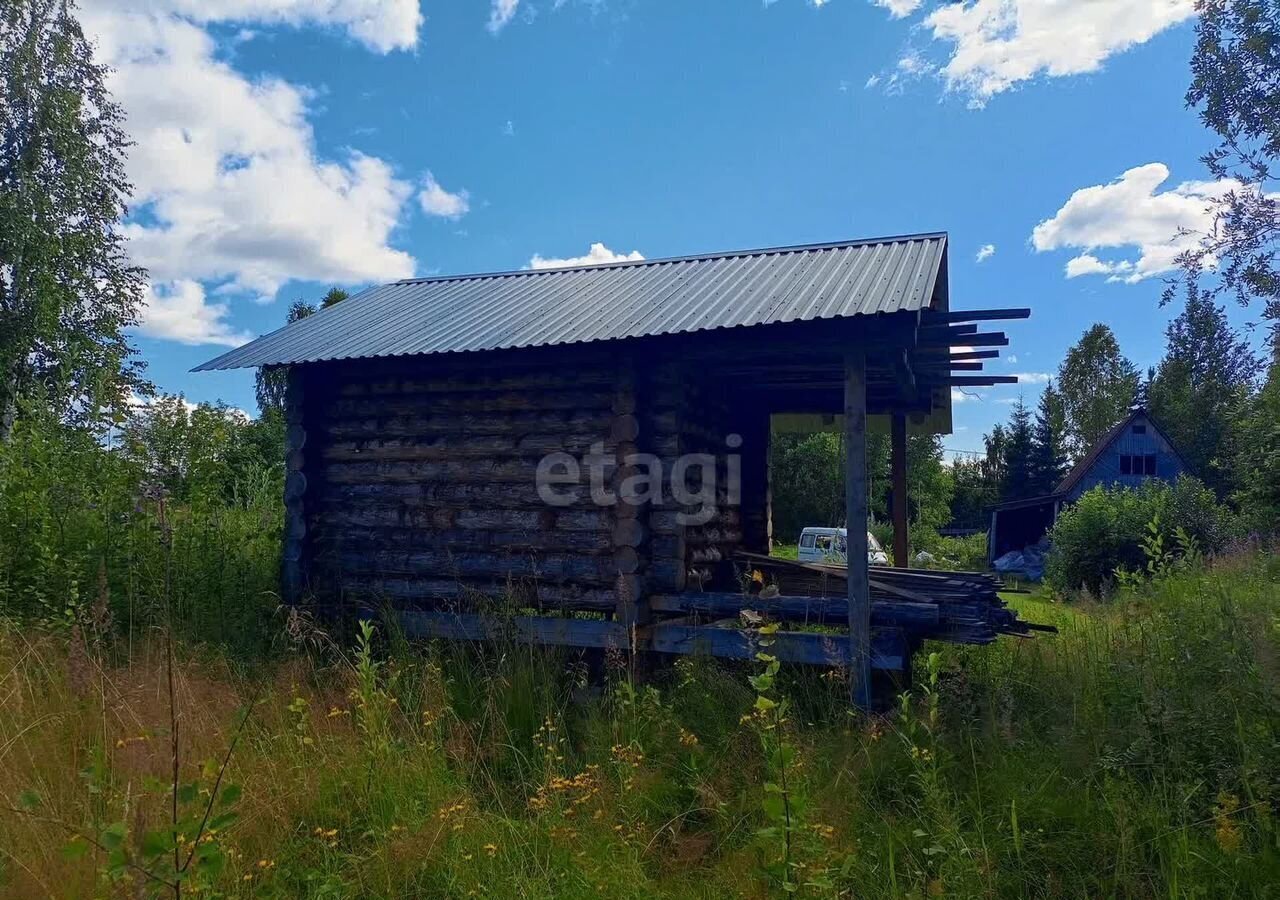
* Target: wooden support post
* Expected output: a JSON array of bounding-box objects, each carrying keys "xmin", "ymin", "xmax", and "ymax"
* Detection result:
[
  {"xmin": 891, "ymin": 412, "xmax": 909, "ymax": 568},
  {"xmin": 612, "ymin": 358, "xmax": 650, "ymax": 638},
  {"xmin": 281, "ymin": 366, "xmax": 307, "ymax": 606},
  {"xmin": 844, "ymin": 350, "xmax": 872, "ymax": 709},
  {"xmin": 737, "ymin": 408, "xmax": 773, "ymax": 554}
]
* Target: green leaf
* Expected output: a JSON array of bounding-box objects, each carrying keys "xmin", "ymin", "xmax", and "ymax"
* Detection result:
[
  {"xmin": 754, "ymin": 695, "xmax": 777, "ymax": 711},
  {"xmin": 177, "ymin": 783, "xmax": 198, "ymax": 805},
  {"xmin": 17, "ymin": 789, "xmax": 40, "ymax": 810},
  {"xmin": 99, "ymin": 822, "xmax": 126, "ymax": 850},
  {"xmin": 218, "ymin": 783, "xmax": 242, "ymax": 807},
  {"xmin": 140, "ymin": 829, "xmax": 171, "ymax": 859},
  {"xmin": 61, "ymin": 838, "xmax": 90, "ymax": 860},
  {"xmin": 208, "ymin": 811, "xmax": 238, "ymax": 831},
  {"xmin": 762, "ymin": 793, "xmax": 786, "ymax": 820}
]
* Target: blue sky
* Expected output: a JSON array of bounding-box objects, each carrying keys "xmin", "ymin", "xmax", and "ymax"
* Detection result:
[{"xmin": 82, "ymin": 0, "xmax": 1234, "ymax": 455}]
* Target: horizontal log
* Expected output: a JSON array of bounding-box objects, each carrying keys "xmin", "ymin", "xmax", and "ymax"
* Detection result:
[
  {"xmin": 649, "ymin": 592, "xmax": 942, "ymax": 630},
  {"xmin": 318, "ymin": 411, "xmax": 615, "ymax": 439},
  {"xmin": 311, "ymin": 506, "xmax": 611, "ymax": 532},
  {"xmin": 642, "ymin": 623, "xmax": 905, "ymax": 670},
  {"xmin": 924, "ymin": 308, "xmax": 1031, "ymax": 324},
  {"xmin": 322, "ymin": 388, "xmax": 615, "ymax": 417},
  {"xmin": 395, "ymin": 613, "xmax": 906, "ymax": 669},
  {"xmin": 332, "ymin": 549, "xmax": 617, "ymax": 585},
  {"xmin": 317, "ymin": 434, "xmax": 642, "ymax": 463},
  {"xmin": 340, "ymin": 577, "xmax": 616, "ymax": 610},
  {"xmin": 322, "ymin": 458, "xmax": 612, "ymax": 485},
  {"xmin": 318, "ymin": 482, "xmax": 596, "ymax": 510},
  {"xmin": 399, "ymin": 611, "xmax": 630, "ymax": 650},
  {"xmin": 314, "ymin": 527, "xmax": 615, "ymax": 554},
  {"xmin": 336, "ymin": 370, "xmax": 616, "ymax": 396}
]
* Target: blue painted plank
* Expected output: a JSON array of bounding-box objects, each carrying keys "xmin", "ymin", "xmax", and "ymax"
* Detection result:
[{"xmin": 396, "ymin": 611, "xmax": 908, "ymax": 670}]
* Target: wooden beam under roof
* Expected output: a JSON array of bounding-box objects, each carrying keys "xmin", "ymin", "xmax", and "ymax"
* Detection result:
[
  {"xmin": 926, "ymin": 307, "xmax": 1031, "ymax": 323},
  {"xmin": 943, "ymin": 375, "xmax": 1019, "ymax": 386}
]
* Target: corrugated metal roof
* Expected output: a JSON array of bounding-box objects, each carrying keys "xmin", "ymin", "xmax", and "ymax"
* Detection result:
[{"xmin": 194, "ymin": 232, "xmax": 948, "ymax": 371}]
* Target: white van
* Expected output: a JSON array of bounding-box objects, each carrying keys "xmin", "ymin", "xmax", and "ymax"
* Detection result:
[{"xmin": 796, "ymin": 527, "xmax": 889, "ymax": 566}]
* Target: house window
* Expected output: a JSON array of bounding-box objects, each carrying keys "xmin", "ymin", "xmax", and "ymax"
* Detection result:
[
  {"xmin": 1133, "ymin": 424, "xmax": 1147, "ymax": 435},
  {"xmin": 1120, "ymin": 454, "xmax": 1158, "ymax": 476}
]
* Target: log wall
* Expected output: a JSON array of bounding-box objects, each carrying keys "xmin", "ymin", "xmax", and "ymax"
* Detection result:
[{"xmin": 288, "ymin": 347, "xmax": 755, "ymax": 616}]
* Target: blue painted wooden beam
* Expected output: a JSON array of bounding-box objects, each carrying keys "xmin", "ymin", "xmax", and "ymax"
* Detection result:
[{"xmin": 395, "ymin": 611, "xmax": 908, "ymax": 671}]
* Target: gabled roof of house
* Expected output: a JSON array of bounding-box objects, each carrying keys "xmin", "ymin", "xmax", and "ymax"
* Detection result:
[
  {"xmin": 991, "ymin": 406, "xmax": 1188, "ymax": 512},
  {"xmin": 193, "ymin": 232, "xmax": 949, "ymax": 371},
  {"xmin": 1054, "ymin": 406, "xmax": 1183, "ymax": 495}
]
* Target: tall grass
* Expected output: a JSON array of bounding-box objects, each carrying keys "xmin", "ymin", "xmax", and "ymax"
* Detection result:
[
  {"xmin": 0, "ymin": 421, "xmax": 281, "ymax": 655},
  {"xmin": 1, "ymin": 550, "xmax": 1277, "ymax": 897}
]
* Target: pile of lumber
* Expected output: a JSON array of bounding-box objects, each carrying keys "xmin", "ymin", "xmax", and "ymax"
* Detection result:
[{"xmin": 647, "ymin": 551, "xmax": 1051, "ymax": 646}]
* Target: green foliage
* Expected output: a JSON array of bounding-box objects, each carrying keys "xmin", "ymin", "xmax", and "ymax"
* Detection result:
[
  {"xmin": 1149, "ymin": 289, "xmax": 1262, "ymax": 496},
  {"xmin": 119, "ymin": 393, "xmax": 284, "ymax": 506},
  {"xmin": 1027, "ymin": 383, "xmax": 1068, "ymax": 496},
  {"xmin": 947, "ymin": 455, "xmax": 996, "ymax": 530},
  {"xmin": 1056, "ymin": 324, "xmax": 1140, "ymax": 461},
  {"xmin": 0, "ymin": 415, "xmax": 281, "ymax": 650},
  {"xmin": 999, "ymin": 396, "xmax": 1035, "ymax": 501},
  {"xmin": 0, "ymin": 0, "xmax": 146, "ymax": 438},
  {"xmin": 1179, "ymin": 0, "xmax": 1280, "ymax": 335},
  {"xmin": 912, "ymin": 530, "xmax": 990, "ymax": 571},
  {"xmin": 771, "ymin": 430, "xmax": 952, "ymax": 542},
  {"xmin": 1228, "ymin": 357, "xmax": 1280, "ymax": 529},
  {"xmin": 770, "ymin": 432, "xmax": 844, "ymax": 542},
  {"xmin": 1044, "ymin": 476, "xmax": 1235, "ymax": 595}
]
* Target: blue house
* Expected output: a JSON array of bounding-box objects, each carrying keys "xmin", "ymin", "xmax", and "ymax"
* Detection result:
[{"xmin": 988, "ymin": 407, "xmax": 1190, "ymax": 562}]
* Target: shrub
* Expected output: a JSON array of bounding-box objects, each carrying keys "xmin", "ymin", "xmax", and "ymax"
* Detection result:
[
  {"xmin": 911, "ymin": 528, "xmax": 989, "ymax": 571},
  {"xmin": 1044, "ymin": 475, "xmax": 1234, "ymax": 595}
]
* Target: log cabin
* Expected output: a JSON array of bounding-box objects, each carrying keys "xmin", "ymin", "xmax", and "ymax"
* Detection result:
[{"xmin": 197, "ymin": 232, "xmax": 1031, "ymax": 706}]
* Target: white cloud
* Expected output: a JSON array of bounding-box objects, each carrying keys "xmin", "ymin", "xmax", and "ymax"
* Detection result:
[
  {"xmin": 418, "ymin": 173, "xmax": 470, "ymax": 219},
  {"xmin": 1005, "ymin": 354, "xmax": 1018, "ymax": 363},
  {"xmin": 138, "ymin": 280, "xmax": 254, "ymax": 347},
  {"xmin": 914, "ymin": 0, "xmax": 1196, "ymax": 102},
  {"xmin": 94, "ymin": 0, "xmax": 423, "ymax": 53},
  {"xmin": 488, "ymin": 0, "xmax": 520, "ymax": 33},
  {"xmin": 951, "ymin": 387, "xmax": 982, "ymax": 403},
  {"xmin": 529, "ymin": 242, "xmax": 645, "ymax": 270},
  {"xmin": 975, "ymin": 243, "xmax": 996, "ymax": 263},
  {"xmin": 1011, "ymin": 372, "xmax": 1051, "ymax": 384},
  {"xmin": 78, "ymin": 4, "xmax": 426, "ymax": 349},
  {"xmin": 871, "ymin": 0, "xmax": 923, "ymax": 17},
  {"xmin": 130, "ymin": 392, "xmax": 252, "ymax": 420},
  {"xmin": 1032, "ymin": 163, "xmax": 1236, "ymax": 284}
]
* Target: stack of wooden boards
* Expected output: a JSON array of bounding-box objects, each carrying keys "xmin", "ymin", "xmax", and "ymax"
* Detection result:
[{"xmin": 648, "ymin": 551, "xmax": 1053, "ymax": 645}]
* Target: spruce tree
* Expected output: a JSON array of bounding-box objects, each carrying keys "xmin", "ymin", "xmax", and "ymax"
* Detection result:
[
  {"xmin": 1000, "ymin": 397, "xmax": 1035, "ymax": 503},
  {"xmin": 1149, "ymin": 288, "xmax": 1261, "ymax": 494},
  {"xmin": 1028, "ymin": 383, "xmax": 1069, "ymax": 495}
]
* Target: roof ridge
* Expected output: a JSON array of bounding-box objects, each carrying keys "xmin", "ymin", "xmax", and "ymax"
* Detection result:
[{"xmin": 389, "ymin": 231, "xmax": 949, "ymax": 286}]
